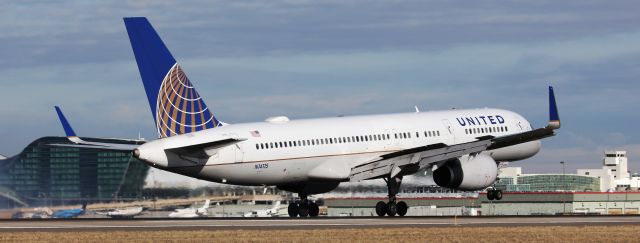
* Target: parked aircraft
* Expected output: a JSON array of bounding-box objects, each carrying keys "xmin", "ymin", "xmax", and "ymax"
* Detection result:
[
  {"xmin": 101, "ymin": 206, "xmax": 144, "ymax": 219},
  {"xmin": 244, "ymin": 201, "xmax": 283, "ymax": 217},
  {"xmin": 168, "ymin": 199, "xmax": 210, "ymax": 218},
  {"xmin": 52, "ymin": 203, "xmax": 87, "ymax": 219},
  {"xmin": 52, "ymin": 17, "xmax": 562, "ymax": 217}
]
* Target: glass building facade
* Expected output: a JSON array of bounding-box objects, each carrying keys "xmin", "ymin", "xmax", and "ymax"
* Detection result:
[
  {"xmin": 0, "ymin": 136, "xmax": 149, "ymax": 208},
  {"xmin": 517, "ymin": 174, "xmax": 600, "ymax": 192}
]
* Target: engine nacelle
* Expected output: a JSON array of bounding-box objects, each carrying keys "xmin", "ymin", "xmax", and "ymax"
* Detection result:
[{"xmin": 432, "ymin": 154, "xmax": 498, "ymax": 191}]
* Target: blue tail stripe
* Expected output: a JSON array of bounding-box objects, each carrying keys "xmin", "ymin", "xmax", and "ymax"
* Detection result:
[
  {"xmin": 124, "ymin": 17, "xmax": 176, "ymax": 121},
  {"xmin": 549, "ymin": 86, "xmax": 560, "ymax": 121},
  {"xmin": 54, "ymin": 106, "xmax": 77, "ymax": 137}
]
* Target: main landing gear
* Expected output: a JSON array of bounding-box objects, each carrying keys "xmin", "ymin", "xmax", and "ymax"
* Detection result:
[
  {"xmin": 376, "ymin": 176, "xmax": 409, "ymax": 217},
  {"xmin": 288, "ymin": 194, "xmax": 320, "ymax": 217},
  {"xmin": 486, "ymin": 187, "xmax": 503, "ymax": 200}
]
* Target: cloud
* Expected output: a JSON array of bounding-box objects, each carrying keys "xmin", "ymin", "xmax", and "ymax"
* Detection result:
[{"xmin": 1, "ymin": 0, "xmax": 640, "ymax": 181}]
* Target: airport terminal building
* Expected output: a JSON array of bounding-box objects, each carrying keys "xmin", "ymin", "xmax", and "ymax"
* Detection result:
[
  {"xmin": 498, "ymin": 151, "xmax": 639, "ymax": 193},
  {"xmin": 0, "ymin": 136, "xmax": 149, "ymax": 208}
]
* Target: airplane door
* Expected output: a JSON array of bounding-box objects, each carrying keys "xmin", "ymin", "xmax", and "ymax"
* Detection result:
[
  {"xmin": 229, "ymin": 133, "xmax": 244, "ymax": 163},
  {"xmin": 234, "ymin": 144, "xmax": 244, "ymax": 163},
  {"xmin": 441, "ymin": 119, "xmax": 455, "ymax": 143},
  {"xmin": 391, "ymin": 129, "xmax": 399, "ymax": 148}
]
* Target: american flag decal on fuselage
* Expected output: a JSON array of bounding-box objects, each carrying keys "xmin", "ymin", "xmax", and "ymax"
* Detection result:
[{"xmin": 156, "ymin": 63, "xmax": 220, "ymax": 138}]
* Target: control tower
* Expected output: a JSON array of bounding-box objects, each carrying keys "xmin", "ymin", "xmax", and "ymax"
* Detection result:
[{"xmin": 603, "ymin": 150, "xmax": 629, "ymax": 181}]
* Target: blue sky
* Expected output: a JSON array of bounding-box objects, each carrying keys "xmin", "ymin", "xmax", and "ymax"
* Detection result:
[{"xmin": 1, "ymin": 1, "xmax": 640, "ymax": 178}]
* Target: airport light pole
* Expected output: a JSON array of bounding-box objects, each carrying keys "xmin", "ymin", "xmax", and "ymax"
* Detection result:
[{"xmin": 561, "ymin": 161, "xmax": 566, "ymax": 214}]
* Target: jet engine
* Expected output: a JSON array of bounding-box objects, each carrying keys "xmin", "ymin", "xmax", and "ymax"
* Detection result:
[{"xmin": 432, "ymin": 154, "xmax": 498, "ymax": 191}]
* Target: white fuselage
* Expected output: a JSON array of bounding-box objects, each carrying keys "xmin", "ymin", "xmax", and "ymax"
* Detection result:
[{"xmin": 135, "ymin": 108, "xmax": 541, "ymax": 186}]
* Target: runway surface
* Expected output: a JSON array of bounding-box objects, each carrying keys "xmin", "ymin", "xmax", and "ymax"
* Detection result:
[{"xmin": 1, "ymin": 216, "xmax": 639, "ymax": 232}]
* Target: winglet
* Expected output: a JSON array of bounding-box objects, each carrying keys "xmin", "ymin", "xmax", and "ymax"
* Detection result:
[
  {"xmin": 547, "ymin": 86, "xmax": 561, "ymax": 129},
  {"xmin": 54, "ymin": 106, "xmax": 77, "ymax": 137}
]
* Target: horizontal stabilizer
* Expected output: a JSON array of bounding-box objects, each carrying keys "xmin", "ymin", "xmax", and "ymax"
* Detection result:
[{"xmin": 165, "ymin": 138, "xmax": 246, "ymax": 159}]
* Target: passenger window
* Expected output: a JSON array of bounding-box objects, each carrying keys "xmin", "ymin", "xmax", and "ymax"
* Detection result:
[{"xmin": 437, "ymin": 131, "xmax": 440, "ymax": 136}]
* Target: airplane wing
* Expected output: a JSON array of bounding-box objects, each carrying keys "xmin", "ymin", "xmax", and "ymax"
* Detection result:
[
  {"xmin": 349, "ymin": 86, "xmax": 560, "ymax": 182},
  {"xmin": 47, "ymin": 106, "xmax": 145, "ymax": 151}
]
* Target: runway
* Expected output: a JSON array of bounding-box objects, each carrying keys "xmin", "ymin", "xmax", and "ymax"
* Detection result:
[{"xmin": 1, "ymin": 216, "xmax": 639, "ymax": 232}]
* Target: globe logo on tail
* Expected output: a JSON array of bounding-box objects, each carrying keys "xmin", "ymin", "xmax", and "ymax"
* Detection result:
[{"xmin": 156, "ymin": 63, "xmax": 219, "ymax": 138}]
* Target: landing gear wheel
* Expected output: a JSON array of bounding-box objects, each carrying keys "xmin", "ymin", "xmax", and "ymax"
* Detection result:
[
  {"xmin": 375, "ymin": 201, "xmax": 387, "ymax": 217},
  {"xmin": 386, "ymin": 201, "xmax": 397, "ymax": 217},
  {"xmin": 494, "ymin": 190, "xmax": 503, "ymax": 200},
  {"xmin": 298, "ymin": 203, "xmax": 309, "ymax": 217},
  {"xmin": 309, "ymin": 203, "xmax": 319, "ymax": 217},
  {"xmin": 487, "ymin": 189, "xmax": 495, "ymax": 200},
  {"xmin": 396, "ymin": 201, "xmax": 408, "ymax": 217},
  {"xmin": 288, "ymin": 202, "xmax": 299, "ymax": 217}
]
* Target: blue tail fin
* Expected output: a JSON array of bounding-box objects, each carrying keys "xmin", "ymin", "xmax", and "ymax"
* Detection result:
[
  {"xmin": 55, "ymin": 106, "xmax": 77, "ymax": 137},
  {"xmin": 123, "ymin": 17, "xmax": 221, "ymax": 138}
]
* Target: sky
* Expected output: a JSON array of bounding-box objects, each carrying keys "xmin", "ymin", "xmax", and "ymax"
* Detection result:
[{"xmin": 1, "ymin": 1, "xmax": 640, "ymax": 186}]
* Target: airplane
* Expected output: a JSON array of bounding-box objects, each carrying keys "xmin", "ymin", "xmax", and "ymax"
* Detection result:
[
  {"xmin": 168, "ymin": 199, "xmax": 210, "ymax": 218},
  {"xmin": 52, "ymin": 16, "xmax": 562, "ymax": 218},
  {"xmin": 100, "ymin": 206, "xmax": 144, "ymax": 219},
  {"xmin": 244, "ymin": 201, "xmax": 283, "ymax": 217},
  {"xmin": 52, "ymin": 203, "xmax": 87, "ymax": 219}
]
